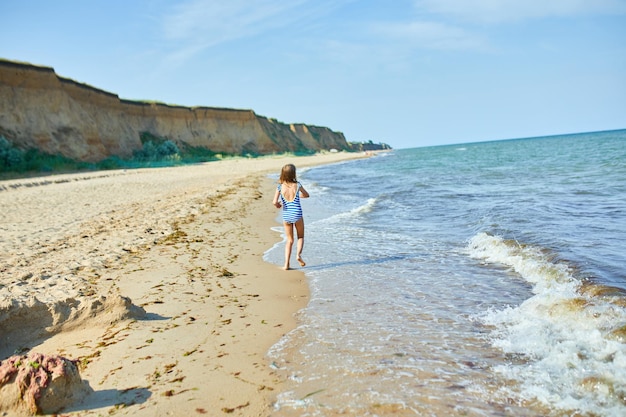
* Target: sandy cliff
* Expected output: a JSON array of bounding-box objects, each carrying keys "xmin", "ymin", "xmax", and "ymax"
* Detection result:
[{"xmin": 0, "ymin": 59, "xmax": 349, "ymax": 162}]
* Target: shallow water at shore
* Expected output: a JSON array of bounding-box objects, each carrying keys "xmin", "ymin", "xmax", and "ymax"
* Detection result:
[{"xmin": 266, "ymin": 130, "xmax": 626, "ymax": 416}]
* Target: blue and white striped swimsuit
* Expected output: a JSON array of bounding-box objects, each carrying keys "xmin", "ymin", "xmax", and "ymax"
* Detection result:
[{"xmin": 278, "ymin": 182, "xmax": 303, "ymax": 224}]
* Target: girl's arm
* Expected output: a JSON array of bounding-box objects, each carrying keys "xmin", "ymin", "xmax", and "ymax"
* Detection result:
[
  {"xmin": 272, "ymin": 188, "xmax": 282, "ymax": 208},
  {"xmin": 299, "ymin": 184, "xmax": 310, "ymax": 198}
]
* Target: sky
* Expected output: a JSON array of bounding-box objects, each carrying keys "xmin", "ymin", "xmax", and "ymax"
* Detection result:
[{"xmin": 1, "ymin": 0, "xmax": 625, "ymax": 149}]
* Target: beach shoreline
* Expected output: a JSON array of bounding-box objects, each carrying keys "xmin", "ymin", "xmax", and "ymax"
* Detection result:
[{"xmin": 0, "ymin": 152, "xmax": 371, "ymax": 416}]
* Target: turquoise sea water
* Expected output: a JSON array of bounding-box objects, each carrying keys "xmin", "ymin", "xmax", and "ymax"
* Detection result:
[{"xmin": 266, "ymin": 130, "xmax": 626, "ymax": 416}]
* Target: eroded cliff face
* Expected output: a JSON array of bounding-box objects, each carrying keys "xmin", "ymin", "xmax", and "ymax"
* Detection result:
[{"xmin": 0, "ymin": 60, "xmax": 349, "ymax": 162}]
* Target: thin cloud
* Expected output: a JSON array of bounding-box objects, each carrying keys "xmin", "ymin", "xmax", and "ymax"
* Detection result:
[
  {"xmin": 414, "ymin": 0, "xmax": 626, "ymax": 23},
  {"xmin": 163, "ymin": 0, "xmax": 302, "ymax": 42},
  {"xmin": 159, "ymin": 0, "xmax": 351, "ymax": 66},
  {"xmin": 373, "ymin": 20, "xmax": 488, "ymax": 51}
]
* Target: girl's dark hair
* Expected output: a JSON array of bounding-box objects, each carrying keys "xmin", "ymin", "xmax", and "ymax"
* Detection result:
[{"xmin": 279, "ymin": 164, "xmax": 297, "ymax": 183}]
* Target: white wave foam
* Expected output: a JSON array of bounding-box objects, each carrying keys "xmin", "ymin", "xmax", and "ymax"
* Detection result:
[
  {"xmin": 467, "ymin": 232, "xmax": 626, "ymax": 416},
  {"xmin": 304, "ymin": 180, "xmax": 329, "ymax": 195},
  {"xmin": 318, "ymin": 197, "xmax": 378, "ymax": 224},
  {"xmin": 467, "ymin": 232, "xmax": 578, "ymax": 292},
  {"xmin": 263, "ymin": 226, "xmax": 287, "ymax": 263}
]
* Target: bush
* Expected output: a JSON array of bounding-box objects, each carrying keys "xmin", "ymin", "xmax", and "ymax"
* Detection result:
[
  {"xmin": 0, "ymin": 136, "xmax": 95, "ymax": 176},
  {"xmin": 133, "ymin": 140, "xmax": 179, "ymax": 161},
  {"xmin": 0, "ymin": 136, "xmax": 25, "ymax": 169},
  {"xmin": 97, "ymin": 156, "xmax": 126, "ymax": 170},
  {"xmin": 5, "ymin": 147, "xmax": 24, "ymax": 167},
  {"xmin": 157, "ymin": 140, "xmax": 179, "ymax": 158}
]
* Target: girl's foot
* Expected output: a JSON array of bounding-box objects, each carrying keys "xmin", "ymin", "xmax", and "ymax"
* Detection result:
[
  {"xmin": 283, "ymin": 264, "xmax": 290, "ymax": 270},
  {"xmin": 297, "ymin": 256, "xmax": 306, "ymax": 267}
]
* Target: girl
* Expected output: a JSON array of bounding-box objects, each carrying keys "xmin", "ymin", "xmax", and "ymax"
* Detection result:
[{"xmin": 272, "ymin": 163, "xmax": 310, "ymax": 270}]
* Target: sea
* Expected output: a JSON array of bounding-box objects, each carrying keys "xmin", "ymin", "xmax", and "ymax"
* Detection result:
[{"xmin": 264, "ymin": 129, "xmax": 626, "ymax": 417}]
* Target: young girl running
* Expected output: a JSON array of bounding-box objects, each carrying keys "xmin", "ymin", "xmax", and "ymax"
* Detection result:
[{"xmin": 272, "ymin": 164, "xmax": 310, "ymax": 270}]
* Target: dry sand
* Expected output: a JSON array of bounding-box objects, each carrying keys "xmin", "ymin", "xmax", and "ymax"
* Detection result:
[{"xmin": 0, "ymin": 152, "xmax": 370, "ymax": 416}]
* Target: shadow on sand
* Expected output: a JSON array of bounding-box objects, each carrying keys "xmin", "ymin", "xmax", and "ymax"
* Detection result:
[{"xmin": 61, "ymin": 386, "xmax": 152, "ymax": 414}]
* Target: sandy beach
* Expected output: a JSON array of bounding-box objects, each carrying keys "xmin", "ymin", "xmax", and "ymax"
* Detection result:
[{"xmin": 0, "ymin": 152, "xmax": 369, "ymax": 416}]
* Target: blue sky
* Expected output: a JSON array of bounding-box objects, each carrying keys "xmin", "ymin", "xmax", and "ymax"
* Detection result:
[{"xmin": 2, "ymin": 0, "xmax": 625, "ymax": 149}]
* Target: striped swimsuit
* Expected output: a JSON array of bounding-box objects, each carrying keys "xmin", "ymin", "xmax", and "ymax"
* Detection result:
[{"xmin": 278, "ymin": 182, "xmax": 303, "ymax": 224}]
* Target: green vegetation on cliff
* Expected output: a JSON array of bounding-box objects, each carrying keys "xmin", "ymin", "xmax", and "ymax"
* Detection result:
[
  {"xmin": 0, "ymin": 133, "xmax": 333, "ymax": 179},
  {"xmin": 1, "ymin": 136, "xmax": 93, "ymax": 176},
  {"xmin": 0, "ymin": 134, "xmax": 199, "ymax": 178}
]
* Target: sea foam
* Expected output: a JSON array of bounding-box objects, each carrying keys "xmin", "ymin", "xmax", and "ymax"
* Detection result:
[{"xmin": 467, "ymin": 232, "xmax": 626, "ymax": 416}]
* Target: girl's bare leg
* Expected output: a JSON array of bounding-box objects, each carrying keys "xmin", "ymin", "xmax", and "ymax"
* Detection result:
[
  {"xmin": 295, "ymin": 218, "xmax": 306, "ymax": 267},
  {"xmin": 283, "ymin": 222, "xmax": 294, "ymax": 270}
]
